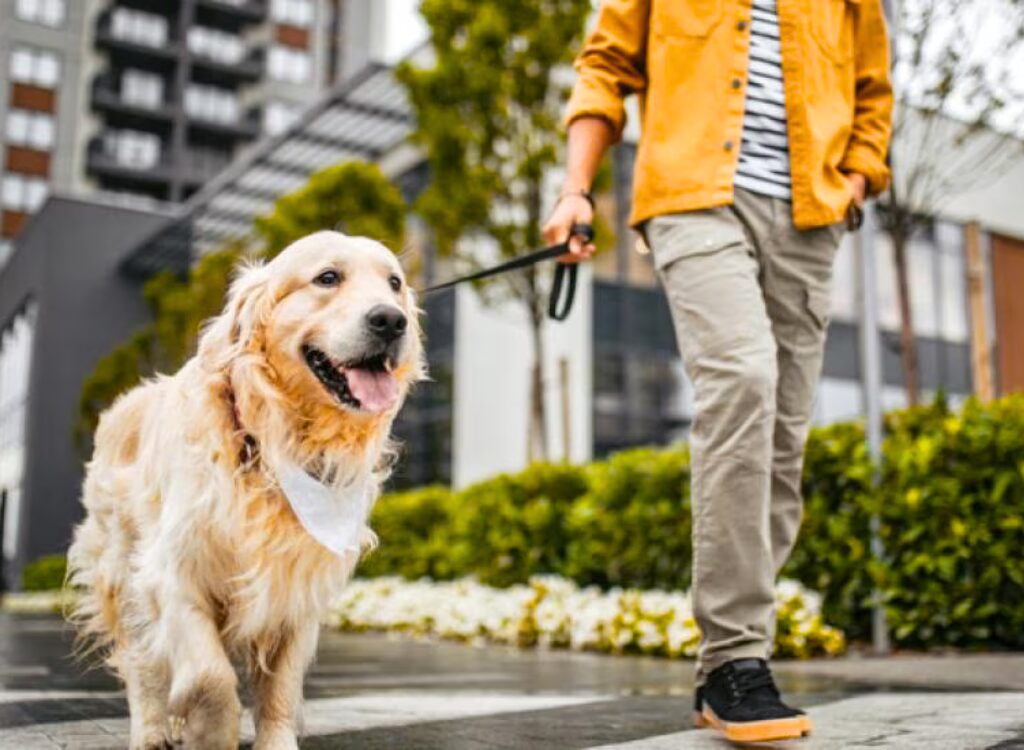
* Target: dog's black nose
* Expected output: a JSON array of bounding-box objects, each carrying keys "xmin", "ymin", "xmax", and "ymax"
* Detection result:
[{"xmin": 366, "ymin": 305, "xmax": 407, "ymax": 342}]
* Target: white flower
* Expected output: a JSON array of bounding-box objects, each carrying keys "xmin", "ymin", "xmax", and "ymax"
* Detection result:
[{"xmin": 326, "ymin": 575, "xmax": 843, "ymax": 660}]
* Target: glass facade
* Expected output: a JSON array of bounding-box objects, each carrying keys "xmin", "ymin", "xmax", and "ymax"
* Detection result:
[
  {"xmin": 390, "ymin": 289, "xmax": 455, "ymax": 488},
  {"xmin": 592, "ymin": 281, "xmax": 690, "ymax": 457},
  {"xmin": 0, "ymin": 303, "xmax": 37, "ymax": 569}
]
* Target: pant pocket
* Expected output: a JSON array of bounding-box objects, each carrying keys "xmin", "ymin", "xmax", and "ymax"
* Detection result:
[
  {"xmin": 805, "ymin": 287, "xmax": 832, "ymax": 334},
  {"xmin": 646, "ymin": 211, "xmax": 748, "ymax": 271}
]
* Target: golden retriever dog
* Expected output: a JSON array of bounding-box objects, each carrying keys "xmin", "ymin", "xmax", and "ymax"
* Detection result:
[{"xmin": 67, "ymin": 231, "xmax": 423, "ymax": 749}]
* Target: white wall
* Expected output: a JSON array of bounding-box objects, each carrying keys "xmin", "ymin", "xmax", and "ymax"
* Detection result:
[{"xmin": 451, "ymin": 266, "xmax": 593, "ymax": 488}]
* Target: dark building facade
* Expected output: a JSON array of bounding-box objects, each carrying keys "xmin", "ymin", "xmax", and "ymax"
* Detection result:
[{"xmin": 0, "ymin": 195, "xmax": 171, "ymax": 589}]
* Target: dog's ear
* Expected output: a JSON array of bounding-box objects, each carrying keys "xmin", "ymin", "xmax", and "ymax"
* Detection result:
[{"xmin": 198, "ymin": 261, "xmax": 273, "ymax": 371}]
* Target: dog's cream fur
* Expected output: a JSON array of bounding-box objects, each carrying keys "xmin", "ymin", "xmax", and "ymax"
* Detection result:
[{"xmin": 68, "ymin": 232, "xmax": 423, "ymax": 749}]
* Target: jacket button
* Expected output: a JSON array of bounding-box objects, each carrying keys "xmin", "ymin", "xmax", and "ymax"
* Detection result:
[
  {"xmin": 731, "ymin": 78, "xmax": 742, "ymax": 89},
  {"xmin": 724, "ymin": 140, "xmax": 734, "ymax": 151},
  {"xmin": 737, "ymin": 20, "xmax": 748, "ymax": 31}
]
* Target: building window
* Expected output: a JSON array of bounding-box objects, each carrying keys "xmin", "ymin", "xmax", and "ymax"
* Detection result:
[
  {"xmin": 1, "ymin": 174, "xmax": 48, "ymax": 213},
  {"xmin": 0, "ymin": 303, "xmax": 37, "ymax": 562},
  {"xmin": 110, "ymin": 8, "xmax": 169, "ymax": 48},
  {"xmin": 121, "ymin": 69, "xmax": 164, "ymax": 109},
  {"xmin": 268, "ymin": 45, "xmax": 311, "ymax": 83},
  {"xmin": 5, "ymin": 110, "xmax": 56, "ymax": 151},
  {"xmin": 9, "ymin": 46, "xmax": 61, "ymax": 88},
  {"xmin": 103, "ymin": 130, "xmax": 162, "ymax": 169},
  {"xmin": 187, "ymin": 26, "xmax": 246, "ymax": 65},
  {"xmin": 14, "ymin": 0, "xmax": 65, "ymax": 26},
  {"xmin": 184, "ymin": 84, "xmax": 240, "ymax": 124},
  {"xmin": 271, "ymin": 0, "xmax": 314, "ymax": 27},
  {"xmin": 263, "ymin": 100, "xmax": 300, "ymax": 135}
]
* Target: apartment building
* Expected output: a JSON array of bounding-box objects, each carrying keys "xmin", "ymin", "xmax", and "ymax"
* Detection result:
[{"xmin": 0, "ymin": 0, "xmax": 380, "ymax": 266}]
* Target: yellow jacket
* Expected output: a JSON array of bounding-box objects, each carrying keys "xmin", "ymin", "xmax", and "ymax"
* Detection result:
[{"xmin": 566, "ymin": 0, "xmax": 893, "ymax": 229}]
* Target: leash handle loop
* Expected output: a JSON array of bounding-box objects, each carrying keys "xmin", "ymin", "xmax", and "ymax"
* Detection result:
[
  {"xmin": 548, "ymin": 263, "xmax": 577, "ymax": 321},
  {"xmin": 548, "ymin": 224, "xmax": 593, "ymax": 321},
  {"xmin": 421, "ymin": 223, "xmax": 594, "ymax": 322}
]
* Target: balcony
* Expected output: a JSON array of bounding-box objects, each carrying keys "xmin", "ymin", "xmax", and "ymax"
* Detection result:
[
  {"xmin": 90, "ymin": 73, "xmax": 175, "ymax": 131},
  {"xmin": 189, "ymin": 47, "xmax": 264, "ymax": 86},
  {"xmin": 186, "ymin": 114, "xmax": 260, "ymax": 141},
  {"xmin": 184, "ymin": 85, "xmax": 259, "ymax": 141},
  {"xmin": 86, "ymin": 137, "xmax": 173, "ymax": 187},
  {"xmin": 86, "ymin": 139, "xmax": 232, "ymax": 190},
  {"xmin": 94, "ymin": 10, "xmax": 179, "ymax": 71},
  {"xmin": 194, "ymin": 0, "xmax": 267, "ymax": 30},
  {"xmin": 181, "ymin": 146, "xmax": 234, "ymax": 186}
]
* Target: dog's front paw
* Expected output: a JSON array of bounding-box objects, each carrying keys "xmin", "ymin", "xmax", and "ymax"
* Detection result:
[
  {"xmin": 130, "ymin": 733, "xmax": 174, "ymax": 750},
  {"xmin": 253, "ymin": 725, "xmax": 299, "ymax": 750}
]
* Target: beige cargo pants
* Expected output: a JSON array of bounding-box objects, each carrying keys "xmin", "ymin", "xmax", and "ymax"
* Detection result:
[{"xmin": 645, "ymin": 187, "xmax": 842, "ymax": 683}]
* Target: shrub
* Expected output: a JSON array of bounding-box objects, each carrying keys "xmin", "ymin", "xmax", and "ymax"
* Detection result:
[
  {"xmin": 361, "ymin": 486, "xmax": 457, "ymax": 580},
  {"xmin": 21, "ymin": 554, "xmax": 68, "ymax": 592},
  {"xmin": 566, "ymin": 446, "xmax": 693, "ymax": 590},
  {"xmin": 365, "ymin": 394, "xmax": 1024, "ymax": 651},
  {"xmin": 784, "ymin": 419, "xmax": 877, "ymax": 640},
  {"xmin": 878, "ymin": 396, "xmax": 1024, "ymax": 648},
  {"xmin": 447, "ymin": 463, "xmax": 589, "ymax": 587}
]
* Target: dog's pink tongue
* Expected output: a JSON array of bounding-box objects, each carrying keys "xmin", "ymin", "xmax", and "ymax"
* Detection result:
[{"xmin": 345, "ymin": 368, "xmax": 399, "ymax": 414}]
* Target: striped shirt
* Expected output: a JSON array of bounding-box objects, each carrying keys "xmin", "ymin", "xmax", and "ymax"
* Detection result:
[{"xmin": 734, "ymin": 0, "xmax": 792, "ymax": 200}]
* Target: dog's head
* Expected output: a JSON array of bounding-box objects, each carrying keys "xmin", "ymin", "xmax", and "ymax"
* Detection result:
[{"xmin": 201, "ymin": 231, "xmax": 424, "ymax": 420}]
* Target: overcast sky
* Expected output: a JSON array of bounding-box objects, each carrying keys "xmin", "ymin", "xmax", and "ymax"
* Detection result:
[{"xmin": 383, "ymin": 0, "xmax": 428, "ymax": 61}]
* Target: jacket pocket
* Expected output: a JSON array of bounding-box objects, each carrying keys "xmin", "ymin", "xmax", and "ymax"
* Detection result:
[
  {"xmin": 651, "ymin": 0, "xmax": 723, "ymax": 38},
  {"xmin": 810, "ymin": 0, "xmax": 857, "ymax": 63}
]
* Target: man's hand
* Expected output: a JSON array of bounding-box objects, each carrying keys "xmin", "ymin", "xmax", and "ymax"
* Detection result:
[
  {"xmin": 846, "ymin": 172, "xmax": 867, "ymax": 207},
  {"xmin": 544, "ymin": 117, "xmax": 613, "ymax": 264},
  {"xmin": 543, "ymin": 192, "xmax": 597, "ymax": 264}
]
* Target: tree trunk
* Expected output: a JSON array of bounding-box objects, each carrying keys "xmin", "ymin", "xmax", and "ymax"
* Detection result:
[
  {"xmin": 527, "ymin": 301, "xmax": 548, "ymax": 462},
  {"xmin": 524, "ymin": 179, "xmax": 548, "ymax": 462},
  {"xmin": 891, "ymin": 228, "xmax": 921, "ymax": 406}
]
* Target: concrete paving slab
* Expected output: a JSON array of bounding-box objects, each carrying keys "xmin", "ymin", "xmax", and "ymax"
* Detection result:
[
  {"xmin": 591, "ymin": 693, "xmax": 1024, "ymax": 749},
  {"xmin": 1, "ymin": 613, "xmax": 1022, "ymax": 749}
]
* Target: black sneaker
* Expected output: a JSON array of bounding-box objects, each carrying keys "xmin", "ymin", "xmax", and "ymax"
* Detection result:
[
  {"xmin": 700, "ymin": 658, "xmax": 811, "ymax": 742},
  {"xmin": 693, "ymin": 685, "xmax": 708, "ymax": 727}
]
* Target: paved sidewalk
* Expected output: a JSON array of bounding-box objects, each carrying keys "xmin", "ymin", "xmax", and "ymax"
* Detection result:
[{"xmin": 1, "ymin": 613, "xmax": 1022, "ymax": 749}]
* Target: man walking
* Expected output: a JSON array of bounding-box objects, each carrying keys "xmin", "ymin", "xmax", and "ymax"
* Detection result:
[{"xmin": 544, "ymin": 0, "xmax": 892, "ymax": 742}]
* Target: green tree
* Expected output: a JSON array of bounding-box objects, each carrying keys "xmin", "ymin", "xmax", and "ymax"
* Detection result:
[
  {"xmin": 78, "ymin": 162, "xmax": 406, "ymax": 453},
  {"xmin": 397, "ymin": 0, "xmax": 594, "ymax": 461},
  {"xmin": 255, "ymin": 162, "xmax": 406, "ymax": 254}
]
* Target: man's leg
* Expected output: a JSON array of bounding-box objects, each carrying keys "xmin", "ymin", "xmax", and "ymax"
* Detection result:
[
  {"xmin": 731, "ymin": 191, "xmax": 841, "ymax": 576},
  {"xmin": 646, "ymin": 208, "xmax": 778, "ymax": 685}
]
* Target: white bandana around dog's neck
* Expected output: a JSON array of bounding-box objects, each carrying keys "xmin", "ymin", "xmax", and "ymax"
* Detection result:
[{"xmin": 270, "ymin": 459, "xmax": 373, "ymax": 557}]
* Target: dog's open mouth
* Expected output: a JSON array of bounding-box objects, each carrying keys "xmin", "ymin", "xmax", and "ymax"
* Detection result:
[{"xmin": 302, "ymin": 344, "xmax": 399, "ymax": 414}]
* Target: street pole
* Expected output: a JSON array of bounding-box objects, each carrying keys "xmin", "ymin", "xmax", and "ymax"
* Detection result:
[{"xmin": 856, "ymin": 201, "xmax": 891, "ymax": 655}]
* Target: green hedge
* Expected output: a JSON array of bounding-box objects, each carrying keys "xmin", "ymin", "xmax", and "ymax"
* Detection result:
[
  {"xmin": 21, "ymin": 554, "xmax": 68, "ymax": 592},
  {"xmin": 564, "ymin": 445, "xmax": 692, "ymax": 591},
  {"xmin": 359, "ymin": 486, "xmax": 456, "ymax": 580},
  {"xmin": 368, "ymin": 395, "xmax": 1024, "ymax": 650}
]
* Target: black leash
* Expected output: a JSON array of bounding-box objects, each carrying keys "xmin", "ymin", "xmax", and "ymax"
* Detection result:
[{"xmin": 420, "ymin": 224, "xmax": 594, "ymax": 322}]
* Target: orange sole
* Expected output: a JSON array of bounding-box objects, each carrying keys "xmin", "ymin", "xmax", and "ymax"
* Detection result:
[{"xmin": 702, "ymin": 706, "xmax": 812, "ymax": 742}]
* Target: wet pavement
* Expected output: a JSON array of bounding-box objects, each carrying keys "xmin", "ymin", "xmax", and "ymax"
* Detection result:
[{"xmin": 1, "ymin": 612, "xmax": 1023, "ymax": 749}]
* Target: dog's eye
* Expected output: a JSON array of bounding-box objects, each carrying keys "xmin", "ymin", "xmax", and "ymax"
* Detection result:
[
  {"xmin": 314, "ymin": 270, "xmax": 342, "ymax": 287},
  {"xmin": 388, "ymin": 274, "xmax": 402, "ymax": 292}
]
